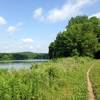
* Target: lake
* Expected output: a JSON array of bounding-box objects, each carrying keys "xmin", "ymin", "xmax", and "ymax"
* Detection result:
[{"xmin": 0, "ymin": 59, "xmax": 49, "ymax": 70}]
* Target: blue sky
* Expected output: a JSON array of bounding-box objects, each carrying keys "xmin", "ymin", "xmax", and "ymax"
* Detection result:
[{"xmin": 0, "ymin": 0, "xmax": 100, "ymax": 53}]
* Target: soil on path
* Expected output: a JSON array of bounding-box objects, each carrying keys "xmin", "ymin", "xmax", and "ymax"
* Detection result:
[{"xmin": 87, "ymin": 65, "xmax": 95, "ymax": 100}]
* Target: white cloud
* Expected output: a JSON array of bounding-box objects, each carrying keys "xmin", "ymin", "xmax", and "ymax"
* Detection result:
[
  {"xmin": 0, "ymin": 40, "xmax": 49, "ymax": 53},
  {"xmin": 20, "ymin": 39, "xmax": 48, "ymax": 53},
  {"xmin": 33, "ymin": 0, "xmax": 95, "ymax": 22},
  {"xmin": 7, "ymin": 22, "xmax": 23, "ymax": 34},
  {"xmin": 33, "ymin": 8, "xmax": 44, "ymax": 20},
  {"xmin": 90, "ymin": 12, "xmax": 100, "ymax": 18},
  {"xmin": 0, "ymin": 16, "xmax": 6, "ymax": 26},
  {"xmin": 22, "ymin": 38, "xmax": 34, "ymax": 44},
  {"xmin": 47, "ymin": 4, "xmax": 78, "ymax": 22},
  {"xmin": 7, "ymin": 26, "xmax": 17, "ymax": 33}
]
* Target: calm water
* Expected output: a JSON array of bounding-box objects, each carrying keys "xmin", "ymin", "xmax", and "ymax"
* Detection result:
[{"xmin": 0, "ymin": 59, "xmax": 49, "ymax": 70}]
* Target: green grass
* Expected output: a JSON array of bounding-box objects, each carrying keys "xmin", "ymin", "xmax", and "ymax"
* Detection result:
[
  {"xmin": 0, "ymin": 57, "xmax": 99, "ymax": 100},
  {"xmin": 90, "ymin": 60, "xmax": 100, "ymax": 100}
]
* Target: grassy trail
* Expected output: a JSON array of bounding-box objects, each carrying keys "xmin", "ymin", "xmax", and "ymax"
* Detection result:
[
  {"xmin": 87, "ymin": 65, "xmax": 95, "ymax": 100},
  {"xmin": 0, "ymin": 57, "xmax": 99, "ymax": 100}
]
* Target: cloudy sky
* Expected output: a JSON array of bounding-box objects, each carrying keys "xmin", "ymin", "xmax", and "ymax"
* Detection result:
[{"xmin": 0, "ymin": 0, "xmax": 100, "ymax": 53}]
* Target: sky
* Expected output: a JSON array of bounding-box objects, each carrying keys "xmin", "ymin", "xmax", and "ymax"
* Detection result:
[{"xmin": 0, "ymin": 0, "xmax": 100, "ymax": 53}]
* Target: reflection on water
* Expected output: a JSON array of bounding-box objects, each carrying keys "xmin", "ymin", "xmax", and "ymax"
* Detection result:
[{"xmin": 0, "ymin": 59, "xmax": 49, "ymax": 70}]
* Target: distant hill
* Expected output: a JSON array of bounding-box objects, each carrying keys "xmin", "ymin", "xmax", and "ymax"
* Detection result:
[{"xmin": 0, "ymin": 52, "xmax": 49, "ymax": 60}]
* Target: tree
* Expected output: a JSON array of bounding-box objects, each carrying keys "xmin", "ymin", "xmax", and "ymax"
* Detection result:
[
  {"xmin": 49, "ymin": 42, "xmax": 56, "ymax": 59},
  {"xmin": 49, "ymin": 16, "xmax": 100, "ymax": 59}
]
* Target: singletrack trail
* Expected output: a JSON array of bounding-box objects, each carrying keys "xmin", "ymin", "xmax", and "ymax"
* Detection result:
[{"xmin": 87, "ymin": 65, "xmax": 95, "ymax": 100}]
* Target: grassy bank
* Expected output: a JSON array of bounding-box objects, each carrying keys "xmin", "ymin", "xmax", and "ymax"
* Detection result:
[
  {"xmin": 0, "ymin": 57, "xmax": 99, "ymax": 100},
  {"xmin": 90, "ymin": 60, "xmax": 100, "ymax": 100}
]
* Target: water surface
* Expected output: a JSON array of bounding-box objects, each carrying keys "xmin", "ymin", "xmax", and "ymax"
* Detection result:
[{"xmin": 0, "ymin": 59, "xmax": 48, "ymax": 70}]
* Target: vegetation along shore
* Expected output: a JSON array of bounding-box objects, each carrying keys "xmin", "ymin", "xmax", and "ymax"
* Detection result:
[{"xmin": 0, "ymin": 16, "xmax": 100, "ymax": 100}]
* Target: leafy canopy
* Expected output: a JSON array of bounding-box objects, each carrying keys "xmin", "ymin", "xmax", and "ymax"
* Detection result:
[{"xmin": 49, "ymin": 16, "xmax": 100, "ymax": 58}]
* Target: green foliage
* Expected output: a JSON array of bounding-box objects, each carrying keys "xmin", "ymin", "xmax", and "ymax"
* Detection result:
[
  {"xmin": 90, "ymin": 60, "xmax": 100, "ymax": 100},
  {"xmin": 0, "ymin": 57, "xmax": 99, "ymax": 100},
  {"xmin": 0, "ymin": 52, "xmax": 48, "ymax": 61},
  {"xmin": 0, "ymin": 54, "xmax": 13, "ymax": 61},
  {"xmin": 49, "ymin": 16, "xmax": 100, "ymax": 58}
]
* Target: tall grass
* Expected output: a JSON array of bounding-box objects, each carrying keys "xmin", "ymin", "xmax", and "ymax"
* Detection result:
[
  {"xmin": 0, "ymin": 57, "xmax": 99, "ymax": 100},
  {"xmin": 90, "ymin": 60, "xmax": 100, "ymax": 100}
]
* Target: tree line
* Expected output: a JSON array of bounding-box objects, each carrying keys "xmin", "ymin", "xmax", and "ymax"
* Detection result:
[
  {"xmin": 49, "ymin": 16, "xmax": 100, "ymax": 59},
  {"xmin": 0, "ymin": 52, "xmax": 48, "ymax": 60}
]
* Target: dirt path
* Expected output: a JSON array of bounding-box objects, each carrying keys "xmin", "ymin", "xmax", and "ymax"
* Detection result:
[{"xmin": 87, "ymin": 65, "xmax": 95, "ymax": 100}]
